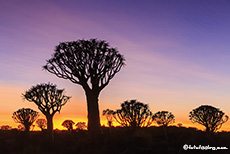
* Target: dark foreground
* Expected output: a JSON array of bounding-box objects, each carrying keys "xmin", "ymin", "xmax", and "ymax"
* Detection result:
[{"xmin": 0, "ymin": 126, "xmax": 229, "ymax": 154}]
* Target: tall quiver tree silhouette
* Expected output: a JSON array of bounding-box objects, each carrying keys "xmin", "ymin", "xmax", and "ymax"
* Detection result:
[
  {"xmin": 23, "ymin": 83, "xmax": 70, "ymax": 139},
  {"xmin": 43, "ymin": 39, "xmax": 125, "ymax": 136},
  {"xmin": 189, "ymin": 105, "xmax": 228, "ymax": 133},
  {"xmin": 12, "ymin": 108, "xmax": 39, "ymax": 133}
]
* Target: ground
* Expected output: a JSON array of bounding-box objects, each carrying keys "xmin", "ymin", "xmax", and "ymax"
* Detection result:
[{"xmin": 0, "ymin": 126, "xmax": 229, "ymax": 154}]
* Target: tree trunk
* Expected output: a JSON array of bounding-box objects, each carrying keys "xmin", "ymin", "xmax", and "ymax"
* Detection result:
[
  {"xmin": 206, "ymin": 127, "xmax": 210, "ymax": 133},
  {"xmin": 86, "ymin": 91, "xmax": 101, "ymax": 137},
  {"xmin": 46, "ymin": 114, "xmax": 54, "ymax": 140},
  {"xmin": 24, "ymin": 124, "xmax": 30, "ymax": 133}
]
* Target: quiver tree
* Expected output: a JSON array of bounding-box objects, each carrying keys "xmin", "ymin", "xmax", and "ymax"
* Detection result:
[
  {"xmin": 12, "ymin": 108, "xmax": 39, "ymax": 133},
  {"xmin": 23, "ymin": 83, "xmax": 70, "ymax": 138},
  {"xmin": 177, "ymin": 123, "xmax": 183, "ymax": 128},
  {"xmin": 102, "ymin": 109, "xmax": 114, "ymax": 127},
  {"xmin": 36, "ymin": 119, "xmax": 47, "ymax": 131},
  {"xmin": 43, "ymin": 39, "xmax": 125, "ymax": 136},
  {"xmin": 62, "ymin": 120, "xmax": 75, "ymax": 132},
  {"xmin": 189, "ymin": 105, "xmax": 228, "ymax": 133},
  {"xmin": 75, "ymin": 122, "xmax": 87, "ymax": 131},
  {"xmin": 113, "ymin": 100, "xmax": 153, "ymax": 128},
  {"xmin": 152, "ymin": 111, "xmax": 175, "ymax": 127}
]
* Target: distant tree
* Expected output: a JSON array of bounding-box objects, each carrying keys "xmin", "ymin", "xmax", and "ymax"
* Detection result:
[
  {"xmin": 75, "ymin": 122, "xmax": 87, "ymax": 131},
  {"xmin": 102, "ymin": 109, "xmax": 114, "ymax": 127},
  {"xmin": 177, "ymin": 123, "xmax": 183, "ymax": 128},
  {"xmin": 62, "ymin": 120, "xmax": 75, "ymax": 132},
  {"xmin": 189, "ymin": 105, "xmax": 228, "ymax": 133},
  {"xmin": 152, "ymin": 111, "xmax": 175, "ymax": 127},
  {"xmin": 23, "ymin": 83, "xmax": 70, "ymax": 139},
  {"xmin": 43, "ymin": 39, "xmax": 125, "ymax": 136},
  {"xmin": 0, "ymin": 125, "xmax": 12, "ymax": 130},
  {"xmin": 113, "ymin": 100, "xmax": 153, "ymax": 128},
  {"xmin": 36, "ymin": 119, "xmax": 47, "ymax": 131},
  {"xmin": 152, "ymin": 111, "xmax": 174, "ymax": 139},
  {"xmin": 12, "ymin": 108, "xmax": 39, "ymax": 133}
]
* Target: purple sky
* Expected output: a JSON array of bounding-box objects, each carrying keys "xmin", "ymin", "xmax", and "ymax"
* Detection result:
[{"xmin": 1, "ymin": 0, "xmax": 230, "ymax": 130}]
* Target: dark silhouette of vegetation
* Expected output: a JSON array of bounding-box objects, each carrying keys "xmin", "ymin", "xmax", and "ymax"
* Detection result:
[
  {"xmin": 152, "ymin": 111, "xmax": 175, "ymax": 140},
  {"xmin": 102, "ymin": 109, "xmax": 114, "ymax": 127},
  {"xmin": 189, "ymin": 105, "xmax": 228, "ymax": 133},
  {"xmin": 17, "ymin": 124, "xmax": 25, "ymax": 131},
  {"xmin": 152, "ymin": 111, "xmax": 175, "ymax": 127},
  {"xmin": 62, "ymin": 120, "xmax": 75, "ymax": 132},
  {"xmin": 43, "ymin": 39, "xmax": 125, "ymax": 136},
  {"xmin": 23, "ymin": 83, "xmax": 70, "ymax": 139},
  {"xmin": 0, "ymin": 126, "xmax": 229, "ymax": 154},
  {"xmin": 12, "ymin": 108, "xmax": 39, "ymax": 133},
  {"xmin": 36, "ymin": 119, "xmax": 47, "ymax": 131},
  {"xmin": 75, "ymin": 122, "xmax": 87, "ymax": 131},
  {"xmin": 177, "ymin": 123, "xmax": 183, "ymax": 127},
  {"xmin": 0, "ymin": 125, "xmax": 12, "ymax": 130},
  {"xmin": 113, "ymin": 100, "xmax": 153, "ymax": 128}
]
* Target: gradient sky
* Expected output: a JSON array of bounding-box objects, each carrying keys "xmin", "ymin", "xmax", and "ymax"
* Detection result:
[{"xmin": 1, "ymin": 0, "xmax": 230, "ymax": 131}]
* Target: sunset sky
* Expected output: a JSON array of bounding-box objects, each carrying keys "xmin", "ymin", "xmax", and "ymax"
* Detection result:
[{"xmin": 1, "ymin": 0, "xmax": 230, "ymax": 131}]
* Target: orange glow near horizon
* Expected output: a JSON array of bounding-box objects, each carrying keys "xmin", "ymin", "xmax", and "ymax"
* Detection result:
[
  {"xmin": 3, "ymin": 111, "xmax": 230, "ymax": 132},
  {"xmin": 1, "ymin": 81, "xmax": 230, "ymax": 132}
]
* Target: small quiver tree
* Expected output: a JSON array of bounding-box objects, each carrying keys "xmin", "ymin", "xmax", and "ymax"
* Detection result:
[
  {"xmin": 189, "ymin": 105, "xmax": 228, "ymax": 133},
  {"xmin": 23, "ymin": 83, "xmax": 71, "ymax": 139},
  {"xmin": 102, "ymin": 109, "xmax": 114, "ymax": 127},
  {"xmin": 36, "ymin": 119, "xmax": 47, "ymax": 131},
  {"xmin": 177, "ymin": 123, "xmax": 183, "ymax": 128},
  {"xmin": 113, "ymin": 100, "xmax": 153, "ymax": 128},
  {"xmin": 75, "ymin": 122, "xmax": 87, "ymax": 132},
  {"xmin": 62, "ymin": 120, "xmax": 75, "ymax": 132},
  {"xmin": 152, "ymin": 111, "xmax": 175, "ymax": 127},
  {"xmin": 12, "ymin": 108, "xmax": 39, "ymax": 133}
]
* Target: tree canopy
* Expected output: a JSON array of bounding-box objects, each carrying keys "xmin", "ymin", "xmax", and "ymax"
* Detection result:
[
  {"xmin": 36, "ymin": 119, "xmax": 47, "ymax": 131},
  {"xmin": 113, "ymin": 100, "xmax": 153, "ymax": 128},
  {"xmin": 189, "ymin": 105, "xmax": 228, "ymax": 133},
  {"xmin": 43, "ymin": 39, "xmax": 125, "ymax": 92},
  {"xmin": 12, "ymin": 108, "xmax": 39, "ymax": 132},
  {"xmin": 23, "ymin": 83, "xmax": 70, "ymax": 116},
  {"xmin": 152, "ymin": 111, "xmax": 175, "ymax": 127},
  {"xmin": 75, "ymin": 122, "xmax": 87, "ymax": 131},
  {"xmin": 62, "ymin": 120, "xmax": 75, "ymax": 132}
]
